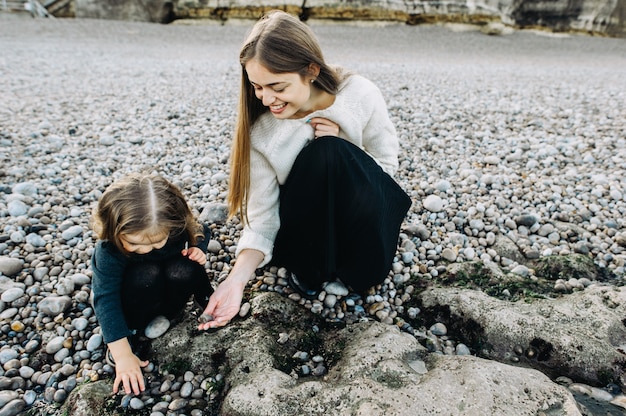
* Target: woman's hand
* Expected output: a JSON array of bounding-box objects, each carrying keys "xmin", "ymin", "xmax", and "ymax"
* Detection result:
[
  {"xmin": 108, "ymin": 339, "xmax": 149, "ymax": 395},
  {"xmin": 198, "ymin": 276, "xmax": 245, "ymax": 329},
  {"xmin": 183, "ymin": 246, "xmax": 207, "ymax": 265},
  {"xmin": 308, "ymin": 117, "xmax": 339, "ymax": 138},
  {"xmin": 197, "ymin": 249, "xmax": 264, "ymax": 330}
]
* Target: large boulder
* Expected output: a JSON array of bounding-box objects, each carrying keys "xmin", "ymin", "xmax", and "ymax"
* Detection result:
[{"xmin": 417, "ymin": 285, "xmax": 626, "ymax": 387}]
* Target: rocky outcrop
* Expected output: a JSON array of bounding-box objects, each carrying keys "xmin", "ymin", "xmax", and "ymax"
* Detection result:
[
  {"xmin": 418, "ymin": 285, "xmax": 626, "ymax": 387},
  {"xmin": 62, "ymin": 292, "xmax": 585, "ymax": 415},
  {"xmin": 68, "ymin": 0, "xmax": 626, "ymax": 37}
]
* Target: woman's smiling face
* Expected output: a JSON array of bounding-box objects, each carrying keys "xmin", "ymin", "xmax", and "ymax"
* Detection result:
[{"xmin": 245, "ymin": 58, "xmax": 315, "ymax": 120}]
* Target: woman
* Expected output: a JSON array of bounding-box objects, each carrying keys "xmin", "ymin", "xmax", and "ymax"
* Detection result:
[{"xmin": 199, "ymin": 10, "xmax": 411, "ymax": 330}]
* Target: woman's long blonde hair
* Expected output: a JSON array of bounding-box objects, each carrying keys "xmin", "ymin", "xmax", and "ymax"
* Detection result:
[
  {"xmin": 92, "ymin": 172, "xmax": 203, "ymax": 254},
  {"xmin": 229, "ymin": 10, "xmax": 342, "ymax": 223}
]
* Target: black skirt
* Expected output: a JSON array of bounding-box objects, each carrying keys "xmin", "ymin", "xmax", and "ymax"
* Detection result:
[{"xmin": 271, "ymin": 136, "xmax": 411, "ymax": 292}]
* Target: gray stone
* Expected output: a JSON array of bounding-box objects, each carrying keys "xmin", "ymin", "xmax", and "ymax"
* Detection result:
[
  {"xmin": 6, "ymin": 200, "xmax": 28, "ymax": 217},
  {"xmin": 61, "ymin": 225, "xmax": 84, "ymax": 241},
  {"xmin": 144, "ymin": 315, "xmax": 170, "ymax": 339},
  {"xmin": 199, "ymin": 203, "xmax": 229, "ymax": 225},
  {"xmin": 0, "ymin": 258, "xmax": 23, "ymax": 277},
  {"xmin": 38, "ymin": 296, "xmax": 72, "ymax": 316},
  {"xmin": 0, "ymin": 288, "xmax": 24, "ymax": 303}
]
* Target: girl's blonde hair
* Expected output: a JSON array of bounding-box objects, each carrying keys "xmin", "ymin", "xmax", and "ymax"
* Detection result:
[
  {"xmin": 92, "ymin": 173, "xmax": 203, "ymax": 254},
  {"xmin": 229, "ymin": 10, "xmax": 343, "ymax": 223}
]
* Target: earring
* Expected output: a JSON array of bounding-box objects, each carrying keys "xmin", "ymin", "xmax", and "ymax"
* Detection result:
[{"xmin": 311, "ymin": 79, "xmax": 315, "ymax": 83}]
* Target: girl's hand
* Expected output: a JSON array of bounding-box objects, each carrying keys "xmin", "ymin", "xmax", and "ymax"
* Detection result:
[
  {"xmin": 113, "ymin": 353, "xmax": 149, "ymax": 395},
  {"xmin": 182, "ymin": 246, "xmax": 207, "ymax": 266},
  {"xmin": 308, "ymin": 117, "xmax": 339, "ymax": 138},
  {"xmin": 108, "ymin": 339, "xmax": 149, "ymax": 395}
]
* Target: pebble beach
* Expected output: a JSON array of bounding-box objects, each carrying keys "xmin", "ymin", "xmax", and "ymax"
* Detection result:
[{"xmin": 1, "ymin": 14, "xmax": 626, "ymax": 415}]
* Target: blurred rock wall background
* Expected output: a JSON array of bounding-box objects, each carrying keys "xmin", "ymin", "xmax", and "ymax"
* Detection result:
[{"xmin": 27, "ymin": 0, "xmax": 626, "ymax": 37}]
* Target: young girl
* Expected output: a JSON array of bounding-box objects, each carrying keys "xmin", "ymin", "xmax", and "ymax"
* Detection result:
[
  {"xmin": 91, "ymin": 172, "xmax": 213, "ymax": 395},
  {"xmin": 199, "ymin": 10, "xmax": 411, "ymax": 330}
]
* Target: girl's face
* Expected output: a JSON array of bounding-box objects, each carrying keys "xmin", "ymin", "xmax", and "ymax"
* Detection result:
[
  {"xmin": 120, "ymin": 231, "xmax": 168, "ymax": 254},
  {"xmin": 246, "ymin": 58, "xmax": 316, "ymax": 120}
]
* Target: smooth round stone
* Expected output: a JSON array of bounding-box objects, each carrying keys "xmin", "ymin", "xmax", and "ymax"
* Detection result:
[
  {"xmin": 430, "ymin": 322, "xmax": 447, "ymax": 336},
  {"xmin": 180, "ymin": 381, "xmax": 193, "ymax": 398},
  {"xmin": 441, "ymin": 248, "xmax": 457, "ymax": 262},
  {"xmin": 484, "ymin": 155, "xmax": 501, "ymax": 165},
  {"xmin": 0, "ymin": 350, "xmax": 18, "ymax": 365},
  {"xmin": 423, "ymin": 195, "xmax": 444, "ymax": 212},
  {"xmin": 456, "ymin": 343, "xmax": 471, "ymax": 355},
  {"xmin": 99, "ymin": 136, "xmax": 115, "ymax": 146},
  {"xmin": 152, "ymin": 402, "xmax": 169, "ymax": 413},
  {"xmin": 324, "ymin": 281, "xmax": 349, "ymax": 297},
  {"xmin": 144, "ymin": 316, "xmax": 170, "ymax": 339},
  {"xmin": 33, "ymin": 267, "xmax": 49, "ymax": 280},
  {"xmin": 86, "ymin": 334, "xmax": 103, "ymax": 352},
  {"xmin": 59, "ymin": 364, "xmax": 75, "ymax": 377},
  {"xmin": 0, "ymin": 308, "xmax": 19, "ymax": 320},
  {"xmin": 0, "ymin": 258, "xmax": 23, "ymax": 277},
  {"xmin": 1, "ymin": 288, "xmax": 24, "ymax": 303},
  {"xmin": 24, "ymin": 340, "xmax": 40, "ymax": 353},
  {"xmin": 323, "ymin": 294, "xmax": 337, "ymax": 309},
  {"xmin": 7, "ymin": 200, "xmax": 28, "ymax": 217},
  {"xmin": 60, "ymin": 225, "xmax": 83, "ymax": 241},
  {"xmin": 69, "ymin": 273, "xmax": 91, "ymax": 286},
  {"xmin": 463, "ymin": 247, "xmax": 476, "ymax": 260},
  {"xmin": 207, "ymin": 240, "xmax": 222, "ymax": 254},
  {"xmin": 312, "ymin": 365, "xmax": 326, "ymax": 376},
  {"xmin": 401, "ymin": 252, "xmax": 414, "ymax": 264},
  {"xmin": 45, "ymin": 336, "xmax": 66, "ymax": 355},
  {"xmin": 435, "ymin": 179, "xmax": 452, "ymax": 192},
  {"xmin": 25, "ymin": 234, "xmax": 46, "ymax": 247},
  {"xmin": 55, "ymin": 278, "xmax": 75, "ymax": 296},
  {"xmin": 10, "ymin": 321, "xmax": 24, "ymax": 333},
  {"xmin": 53, "ymin": 389, "xmax": 67, "ymax": 403},
  {"xmin": 159, "ymin": 379, "xmax": 172, "ymax": 393},
  {"xmin": 72, "ymin": 317, "xmax": 89, "ymax": 331},
  {"xmin": 37, "ymin": 296, "xmax": 72, "ymax": 316},
  {"xmin": 238, "ymin": 302, "xmax": 250, "ymax": 318},
  {"xmin": 168, "ymin": 398, "xmax": 188, "ymax": 411},
  {"xmin": 19, "ymin": 366, "xmax": 35, "ymax": 379},
  {"xmin": 23, "ymin": 390, "xmax": 37, "ymax": 406},
  {"xmin": 0, "ymin": 398, "xmax": 25, "ymax": 416},
  {"xmin": 515, "ymin": 214, "xmax": 538, "ymax": 227},
  {"xmin": 9, "ymin": 231, "xmax": 26, "ymax": 244},
  {"xmin": 130, "ymin": 397, "xmax": 145, "ymax": 410},
  {"xmin": 12, "ymin": 182, "xmax": 38, "ymax": 196},
  {"xmin": 511, "ymin": 265, "xmax": 530, "ymax": 277},
  {"xmin": 0, "ymin": 390, "xmax": 19, "ymax": 406}
]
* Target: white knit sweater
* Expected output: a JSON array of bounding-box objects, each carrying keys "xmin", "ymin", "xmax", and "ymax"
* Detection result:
[{"xmin": 235, "ymin": 74, "xmax": 399, "ymax": 266}]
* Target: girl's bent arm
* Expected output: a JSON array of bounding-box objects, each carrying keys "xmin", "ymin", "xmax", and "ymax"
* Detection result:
[{"xmin": 198, "ymin": 248, "xmax": 264, "ymax": 330}]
